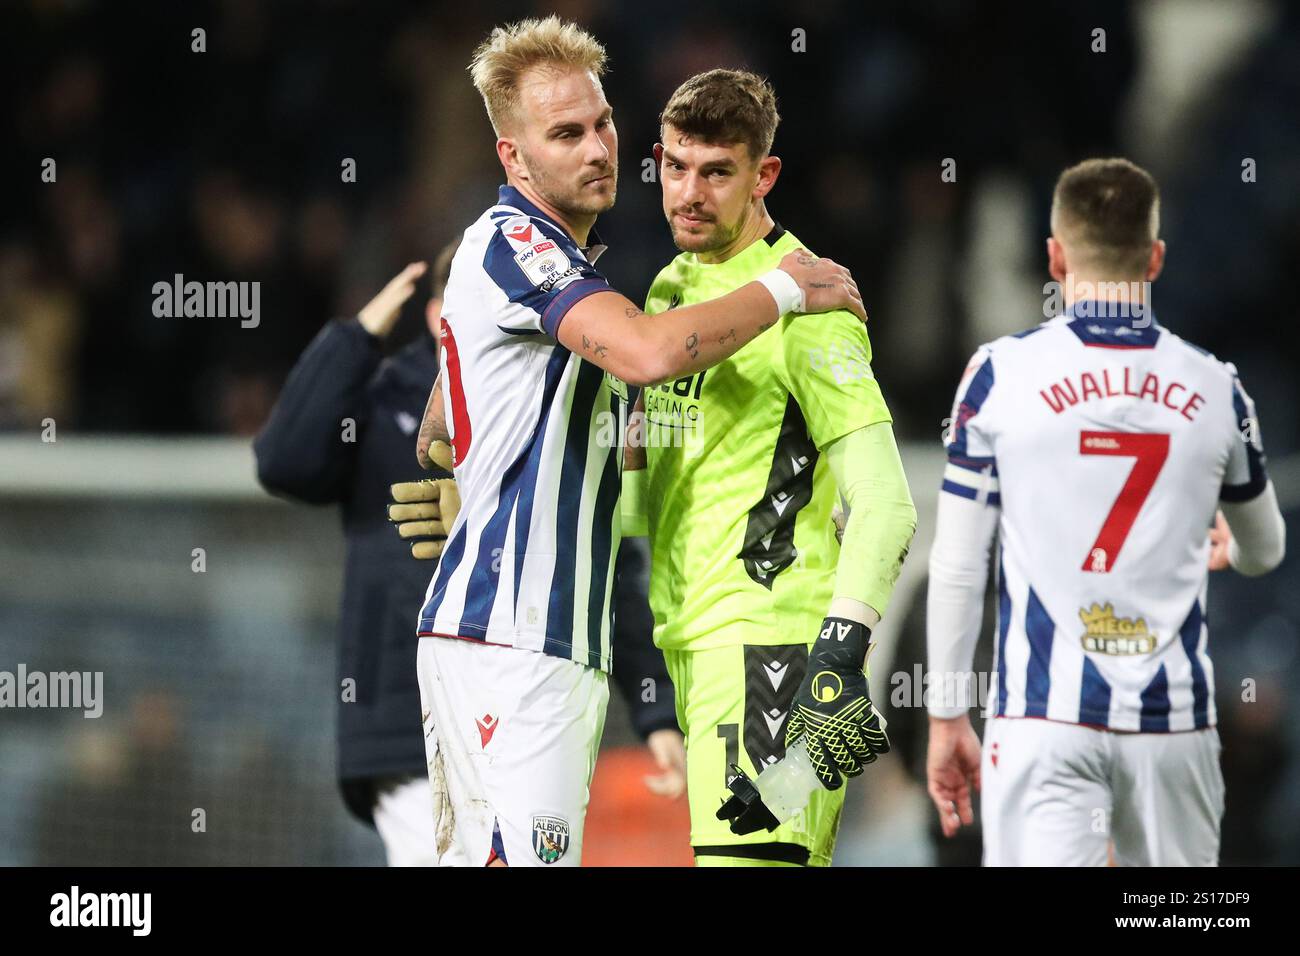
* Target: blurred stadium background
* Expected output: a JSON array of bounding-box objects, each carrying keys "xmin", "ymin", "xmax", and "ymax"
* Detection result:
[{"xmin": 1, "ymin": 0, "xmax": 1296, "ymax": 865}]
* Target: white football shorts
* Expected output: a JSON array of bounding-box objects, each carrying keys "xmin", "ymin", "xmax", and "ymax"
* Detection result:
[
  {"xmin": 416, "ymin": 635, "xmax": 609, "ymax": 867},
  {"xmin": 981, "ymin": 716, "xmax": 1224, "ymax": 866}
]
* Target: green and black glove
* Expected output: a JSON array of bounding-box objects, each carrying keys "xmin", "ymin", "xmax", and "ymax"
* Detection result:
[{"xmin": 785, "ymin": 616, "xmax": 889, "ymax": 790}]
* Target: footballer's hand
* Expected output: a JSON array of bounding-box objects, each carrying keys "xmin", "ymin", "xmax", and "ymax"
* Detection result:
[
  {"xmin": 643, "ymin": 728, "xmax": 687, "ymax": 799},
  {"xmin": 1208, "ymin": 510, "xmax": 1232, "ymax": 571},
  {"xmin": 926, "ymin": 713, "xmax": 982, "ymax": 838},
  {"xmin": 785, "ymin": 617, "xmax": 889, "ymax": 790},
  {"xmin": 777, "ymin": 249, "xmax": 867, "ymax": 325},
  {"xmin": 358, "ymin": 261, "xmax": 427, "ymax": 338},
  {"xmin": 388, "ymin": 473, "xmax": 460, "ymax": 559}
]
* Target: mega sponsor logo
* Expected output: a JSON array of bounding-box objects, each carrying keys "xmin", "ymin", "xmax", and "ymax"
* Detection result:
[{"xmin": 1079, "ymin": 602, "xmax": 1157, "ymax": 655}]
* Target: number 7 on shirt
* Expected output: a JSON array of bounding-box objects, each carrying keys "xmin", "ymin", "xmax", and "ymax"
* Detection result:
[{"xmin": 1080, "ymin": 431, "xmax": 1170, "ymax": 573}]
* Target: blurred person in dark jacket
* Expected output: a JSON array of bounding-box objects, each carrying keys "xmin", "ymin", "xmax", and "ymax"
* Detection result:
[{"xmin": 254, "ymin": 244, "xmax": 683, "ymax": 865}]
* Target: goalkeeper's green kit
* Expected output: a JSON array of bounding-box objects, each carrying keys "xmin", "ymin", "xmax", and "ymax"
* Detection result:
[{"xmin": 630, "ymin": 223, "xmax": 914, "ymax": 866}]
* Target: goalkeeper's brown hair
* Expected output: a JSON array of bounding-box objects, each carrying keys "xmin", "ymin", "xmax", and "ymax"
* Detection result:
[
  {"xmin": 1051, "ymin": 158, "xmax": 1161, "ymax": 278},
  {"xmin": 469, "ymin": 16, "xmax": 608, "ymax": 135},
  {"xmin": 660, "ymin": 69, "xmax": 781, "ymax": 161}
]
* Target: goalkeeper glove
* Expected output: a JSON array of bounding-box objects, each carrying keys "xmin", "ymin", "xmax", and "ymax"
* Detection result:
[
  {"xmin": 388, "ymin": 442, "xmax": 460, "ymax": 560},
  {"xmin": 785, "ymin": 616, "xmax": 889, "ymax": 790}
]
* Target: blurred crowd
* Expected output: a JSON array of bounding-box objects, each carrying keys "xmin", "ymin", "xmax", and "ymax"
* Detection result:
[
  {"xmin": 4, "ymin": 0, "xmax": 1293, "ymax": 446},
  {"xmin": 3, "ymin": 0, "xmax": 1298, "ymax": 864}
]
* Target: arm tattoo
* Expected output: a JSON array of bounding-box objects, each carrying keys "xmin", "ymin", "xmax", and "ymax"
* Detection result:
[
  {"xmin": 685, "ymin": 331, "xmax": 700, "ymax": 360},
  {"xmin": 717, "ymin": 328, "xmax": 737, "ymax": 346},
  {"xmin": 415, "ymin": 379, "xmax": 448, "ymax": 466},
  {"xmin": 624, "ymin": 307, "xmax": 644, "ymax": 318}
]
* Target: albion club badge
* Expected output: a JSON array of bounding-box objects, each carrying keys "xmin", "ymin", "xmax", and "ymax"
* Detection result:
[{"xmin": 531, "ymin": 815, "xmax": 570, "ymax": 864}]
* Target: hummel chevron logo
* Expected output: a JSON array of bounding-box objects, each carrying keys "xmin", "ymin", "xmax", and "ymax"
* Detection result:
[
  {"xmin": 476, "ymin": 714, "xmax": 499, "ymax": 748},
  {"xmin": 764, "ymin": 660, "xmax": 789, "ymax": 692},
  {"xmin": 763, "ymin": 707, "xmax": 786, "ymax": 739}
]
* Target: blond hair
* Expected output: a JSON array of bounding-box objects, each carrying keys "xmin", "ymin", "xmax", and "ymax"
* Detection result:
[{"xmin": 469, "ymin": 16, "xmax": 608, "ymax": 135}]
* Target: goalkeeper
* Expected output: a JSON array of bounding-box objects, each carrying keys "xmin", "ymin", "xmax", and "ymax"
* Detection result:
[{"xmin": 623, "ymin": 70, "xmax": 917, "ymax": 866}]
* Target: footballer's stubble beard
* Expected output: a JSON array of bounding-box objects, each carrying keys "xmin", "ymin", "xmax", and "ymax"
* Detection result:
[
  {"xmin": 523, "ymin": 149, "xmax": 619, "ymax": 221},
  {"xmin": 668, "ymin": 207, "xmax": 745, "ymax": 255}
]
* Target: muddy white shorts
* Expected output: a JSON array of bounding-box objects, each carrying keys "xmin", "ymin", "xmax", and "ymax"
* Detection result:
[
  {"xmin": 981, "ymin": 716, "xmax": 1224, "ymax": 866},
  {"xmin": 416, "ymin": 635, "xmax": 609, "ymax": 867}
]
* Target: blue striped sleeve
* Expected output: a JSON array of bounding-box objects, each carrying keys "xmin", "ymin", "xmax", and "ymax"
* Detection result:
[{"xmin": 482, "ymin": 218, "xmax": 612, "ymax": 337}]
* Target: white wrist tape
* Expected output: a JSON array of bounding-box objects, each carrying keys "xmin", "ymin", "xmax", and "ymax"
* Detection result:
[{"xmin": 756, "ymin": 268, "xmax": 805, "ymax": 316}]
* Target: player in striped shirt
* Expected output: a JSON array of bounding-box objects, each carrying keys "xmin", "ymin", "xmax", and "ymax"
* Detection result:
[
  {"xmin": 925, "ymin": 158, "xmax": 1286, "ymax": 865},
  {"xmin": 414, "ymin": 18, "xmax": 868, "ymax": 867}
]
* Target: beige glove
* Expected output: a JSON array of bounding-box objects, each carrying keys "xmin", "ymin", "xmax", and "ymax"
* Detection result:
[{"xmin": 389, "ymin": 443, "xmax": 460, "ymax": 559}]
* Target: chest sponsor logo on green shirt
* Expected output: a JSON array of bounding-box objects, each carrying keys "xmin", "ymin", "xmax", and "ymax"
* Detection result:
[{"xmin": 643, "ymin": 371, "xmax": 706, "ymax": 456}]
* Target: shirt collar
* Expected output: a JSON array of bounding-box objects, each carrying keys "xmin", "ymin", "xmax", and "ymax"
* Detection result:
[
  {"xmin": 686, "ymin": 221, "xmax": 787, "ymax": 270},
  {"xmin": 1061, "ymin": 299, "xmax": 1157, "ymax": 326},
  {"xmin": 498, "ymin": 184, "xmax": 608, "ymax": 263}
]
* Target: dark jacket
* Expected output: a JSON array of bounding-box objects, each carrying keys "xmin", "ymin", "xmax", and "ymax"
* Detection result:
[{"xmin": 254, "ymin": 318, "xmax": 677, "ymax": 824}]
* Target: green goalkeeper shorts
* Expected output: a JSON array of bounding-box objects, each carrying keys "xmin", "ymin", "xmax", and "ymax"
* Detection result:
[{"xmin": 662, "ymin": 642, "xmax": 845, "ymax": 866}]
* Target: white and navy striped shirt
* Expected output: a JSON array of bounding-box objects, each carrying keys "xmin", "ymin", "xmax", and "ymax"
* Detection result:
[
  {"xmin": 418, "ymin": 185, "xmax": 626, "ymax": 671},
  {"xmin": 943, "ymin": 301, "xmax": 1269, "ymax": 731}
]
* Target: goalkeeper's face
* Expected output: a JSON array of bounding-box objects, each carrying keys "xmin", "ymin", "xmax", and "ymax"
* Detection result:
[
  {"xmin": 658, "ymin": 125, "xmax": 760, "ymax": 255},
  {"xmin": 510, "ymin": 66, "xmax": 618, "ymax": 219}
]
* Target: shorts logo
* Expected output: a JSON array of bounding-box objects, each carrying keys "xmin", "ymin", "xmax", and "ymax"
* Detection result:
[
  {"xmin": 990, "ymin": 741, "xmax": 1000, "ymax": 768},
  {"xmin": 531, "ymin": 815, "xmax": 570, "ymax": 864},
  {"xmin": 810, "ymin": 670, "xmax": 842, "ymax": 703},
  {"xmin": 476, "ymin": 713, "xmax": 498, "ymax": 748},
  {"xmin": 1079, "ymin": 602, "xmax": 1157, "ymax": 655}
]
